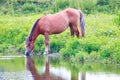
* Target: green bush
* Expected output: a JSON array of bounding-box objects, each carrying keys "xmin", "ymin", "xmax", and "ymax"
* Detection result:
[
  {"xmin": 109, "ymin": 0, "xmax": 120, "ymax": 13},
  {"xmin": 52, "ymin": 0, "xmax": 97, "ymax": 14},
  {"xmin": 0, "ymin": 0, "xmax": 120, "ymax": 15},
  {"xmin": 22, "ymin": 3, "xmax": 36, "ymax": 14},
  {"xmin": 99, "ymin": 39, "xmax": 120, "ymax": 63},
  {"xmin": 75, "ymin": 51, "xmax": 87, "ymax": 61},
  {"xmin": 111, "ymin": 40, "xmax": 120, "ymax": 64},
  {"xmin": 114, "ymin": 11, "xmax": 120, "ymax": 26},
  {"xmin": 82, "ymin": 0, "xmax": 97, "ymax": 14},
  {"xmin": 34, "ymin": 36, "xmax": 44, "ymax": 53},
  {"xmin": 84, "ymin": 43, "xmax": 99, "ymax": 54},
  {"xmin": 50, "ymin": 39, "xmax": 65, "ymax": 53},
  {"xmin": 117, "ymin": 11, "xmax": 120, "ymax": 25},
  {"xmin": 89, "ymin": 51, "xmax": 100, "ymax": 61},
  {"xmin": 113, "ymin": 52, "xmax": 120, "ymax": 64},
  {"xmin": 96, "ymin": 5, "xmax": 111, "ymax": 13},
  {"xmin": 60, "ymin": 36, "xmax": 102, "ymax": 57},
  {"xmin": 100, "ymin": 45, "xmax": 113, "ymax": 58},
  {"xmin": 60, "ymin": 37, "xmax": 80, "ymax": 57},
  {"xmin": 97, "ymin": 0, "xmax": 109, "ymax": 5},
  {"xmin": 60, "ymin": 48, "xmax": 74, "ymax": 57},
  {"xmin": 52, "ymin": 0, "xmax": 69, "ymax": 12}
]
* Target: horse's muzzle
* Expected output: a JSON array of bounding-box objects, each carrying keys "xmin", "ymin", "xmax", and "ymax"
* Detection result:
[{"xmin": 25, "ymin": 51, "xmax": 30, "ymax": 56}]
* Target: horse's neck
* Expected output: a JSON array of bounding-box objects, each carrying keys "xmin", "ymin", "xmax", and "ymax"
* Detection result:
[{"xmin": 29, "ymin": 28, "xmax": 39, "ymax": 42}]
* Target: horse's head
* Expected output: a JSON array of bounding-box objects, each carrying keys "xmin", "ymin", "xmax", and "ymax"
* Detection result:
[{"xmin": 25, "ymin": 37, "xmax": 34, "ymax": 56}]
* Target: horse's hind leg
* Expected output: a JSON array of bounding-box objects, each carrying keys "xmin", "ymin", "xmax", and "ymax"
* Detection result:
[
  {"xmin": 69, "ymin": 23, "xmax": 75, "ymax": 36},
  {"xmin": 73, "ymin": 25, "xmax": 80, "ymax": 37},
  {"xmin": 44, "ymin": 33, "xmax": 51, "ymax": 54},
  {"xmin": 75, "ymin": 28, "xmax": 80, "ymax": 37}
]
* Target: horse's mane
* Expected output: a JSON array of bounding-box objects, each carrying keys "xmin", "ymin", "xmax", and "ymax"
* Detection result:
[{"xmin": 29, "ymin": 18, "xmax": 41, "ymax": 39}]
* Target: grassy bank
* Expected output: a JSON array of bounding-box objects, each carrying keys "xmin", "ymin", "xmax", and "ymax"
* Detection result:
[
  {"xmin": 60, "ymin": 14, "xmax": 120, "ymax": 64},
  {"xmin": 0, "ymin": 13, "xmax": 120, "ymax": 64},
  {"xmin": 0, "ymin": 0, "xmax": 120, "ymax": 64}
]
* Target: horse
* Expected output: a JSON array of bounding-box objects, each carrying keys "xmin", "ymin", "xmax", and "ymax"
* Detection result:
[{"xmin": 25, "ymin": 8, "xmax": 85, "ymax": 56}]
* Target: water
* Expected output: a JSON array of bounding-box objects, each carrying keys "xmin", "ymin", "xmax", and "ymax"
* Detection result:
[{"xmin": 0, "ymin": 54, "xmax": 120, "ymax": 80}]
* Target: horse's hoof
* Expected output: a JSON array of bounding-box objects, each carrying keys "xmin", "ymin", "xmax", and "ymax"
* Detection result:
[
  {"xmin": 43, "ymin": 51, "xmax": 48, "ymax": 55},
  {"xmin": 25, "ymin": 51, "xmax": 30, "ymax": 56},
  {"xmin": 44, "ymin": 50, "xmax": 52, "ymax": 55},
  {"xmin": 48, "ymin": 50, "xmax": 52, "ymax": 54}
]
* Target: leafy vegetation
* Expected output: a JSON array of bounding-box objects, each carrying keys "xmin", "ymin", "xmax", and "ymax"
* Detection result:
[
  {"xmin": 0, "ymin": 0, "xmax": 120, "ymax": 64},
  {"xmin": 0, "ymin": 0, "xmax": 120, "ymax": 15}
]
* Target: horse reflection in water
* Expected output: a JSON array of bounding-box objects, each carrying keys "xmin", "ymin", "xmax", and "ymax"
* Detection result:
[
  {"xmin": 25, "ymin": 56, "xmax": 63, "ymax": 80},
  {"xmin": 25, "ymin": 8, "xmax": 85, "ymax": 56}
]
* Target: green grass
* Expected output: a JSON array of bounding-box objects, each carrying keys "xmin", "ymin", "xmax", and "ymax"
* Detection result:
[
  {"xmin": 0, "ymin": 13, "xmax": 120, "ymax": 64},
  {"xmin": 60, "ymin": 14, "xmax": 120, "ymax": 64},
  {"xmin": 0, "ymin": 14, "xmax": 43, "ymax": 54}
]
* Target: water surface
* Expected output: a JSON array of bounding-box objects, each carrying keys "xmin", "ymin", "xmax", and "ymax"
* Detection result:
[{"xmin": 0, "ymin": 54, "xmax": 120, "ymax": 80}]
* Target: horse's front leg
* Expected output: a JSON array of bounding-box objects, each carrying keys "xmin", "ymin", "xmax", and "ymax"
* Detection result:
[{"xmin": 44, "ymin": 33, "xmax": 51, "ymax": 54}]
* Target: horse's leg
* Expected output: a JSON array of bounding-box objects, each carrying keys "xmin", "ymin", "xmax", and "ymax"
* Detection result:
[
  {"xmin": 73, "ymin": 25, "xmax": 80, "ymax": 37},
  {"xmin": 76, "ymin": 28, "xmax": 80, "ymax": 37},
  {"xmin": 44, "ymin": 32, "xmax": 51, "ymax": 54},
  {"xmin": 69, "ymin": 23, "xmax": 74, "ymax": 36}
]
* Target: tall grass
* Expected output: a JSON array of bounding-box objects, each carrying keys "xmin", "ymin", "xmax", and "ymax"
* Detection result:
[{"xmin": 0, "ymin": 0, "xmax": 119, "ymax": 15}]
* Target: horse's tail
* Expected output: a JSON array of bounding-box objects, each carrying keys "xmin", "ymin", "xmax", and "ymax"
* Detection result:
[{"xmin": 79, "ymin": 10, "xmax": 85, "ymax": 37}]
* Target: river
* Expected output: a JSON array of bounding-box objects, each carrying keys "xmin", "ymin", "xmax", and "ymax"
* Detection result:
[{"xmin": 0, "ymin": 54, "xmax": 120, "ymax": 80}]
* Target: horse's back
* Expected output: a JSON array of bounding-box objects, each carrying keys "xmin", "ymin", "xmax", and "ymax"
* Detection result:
[
  {"xmin": 41, "ymin": 8, "xmax": 79, "ymax": 24},
  {"xmin": 64, "ymin": 8, "xmax": 80, "ymax": 24},
  {"xmin": 38, "ymin": 8, "xmax": 80, "ymax": 34},
  {"xmin": 39, "ymin": 11, "xmax": 70, "ymax": 34}
]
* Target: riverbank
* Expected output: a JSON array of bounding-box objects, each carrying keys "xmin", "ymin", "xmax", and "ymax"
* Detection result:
[{"xmin": 0, "ymin": 13, "xmax": 120, "ymax": 64}]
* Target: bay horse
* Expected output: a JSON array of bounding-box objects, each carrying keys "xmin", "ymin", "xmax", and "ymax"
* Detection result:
[{"xmin": 25, "ymin": 8, "xmax": 85, "ymax": 56}]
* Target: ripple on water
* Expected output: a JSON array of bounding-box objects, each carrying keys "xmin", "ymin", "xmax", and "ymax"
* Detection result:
[{"xmin": 0, "ymin": 71, "xmax": 34, "ymax": 80}]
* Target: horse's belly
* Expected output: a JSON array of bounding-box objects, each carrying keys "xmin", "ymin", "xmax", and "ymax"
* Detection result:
[{"xmin": 50, "ymin": 22, "xmax": 68, "ymax": 34}]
